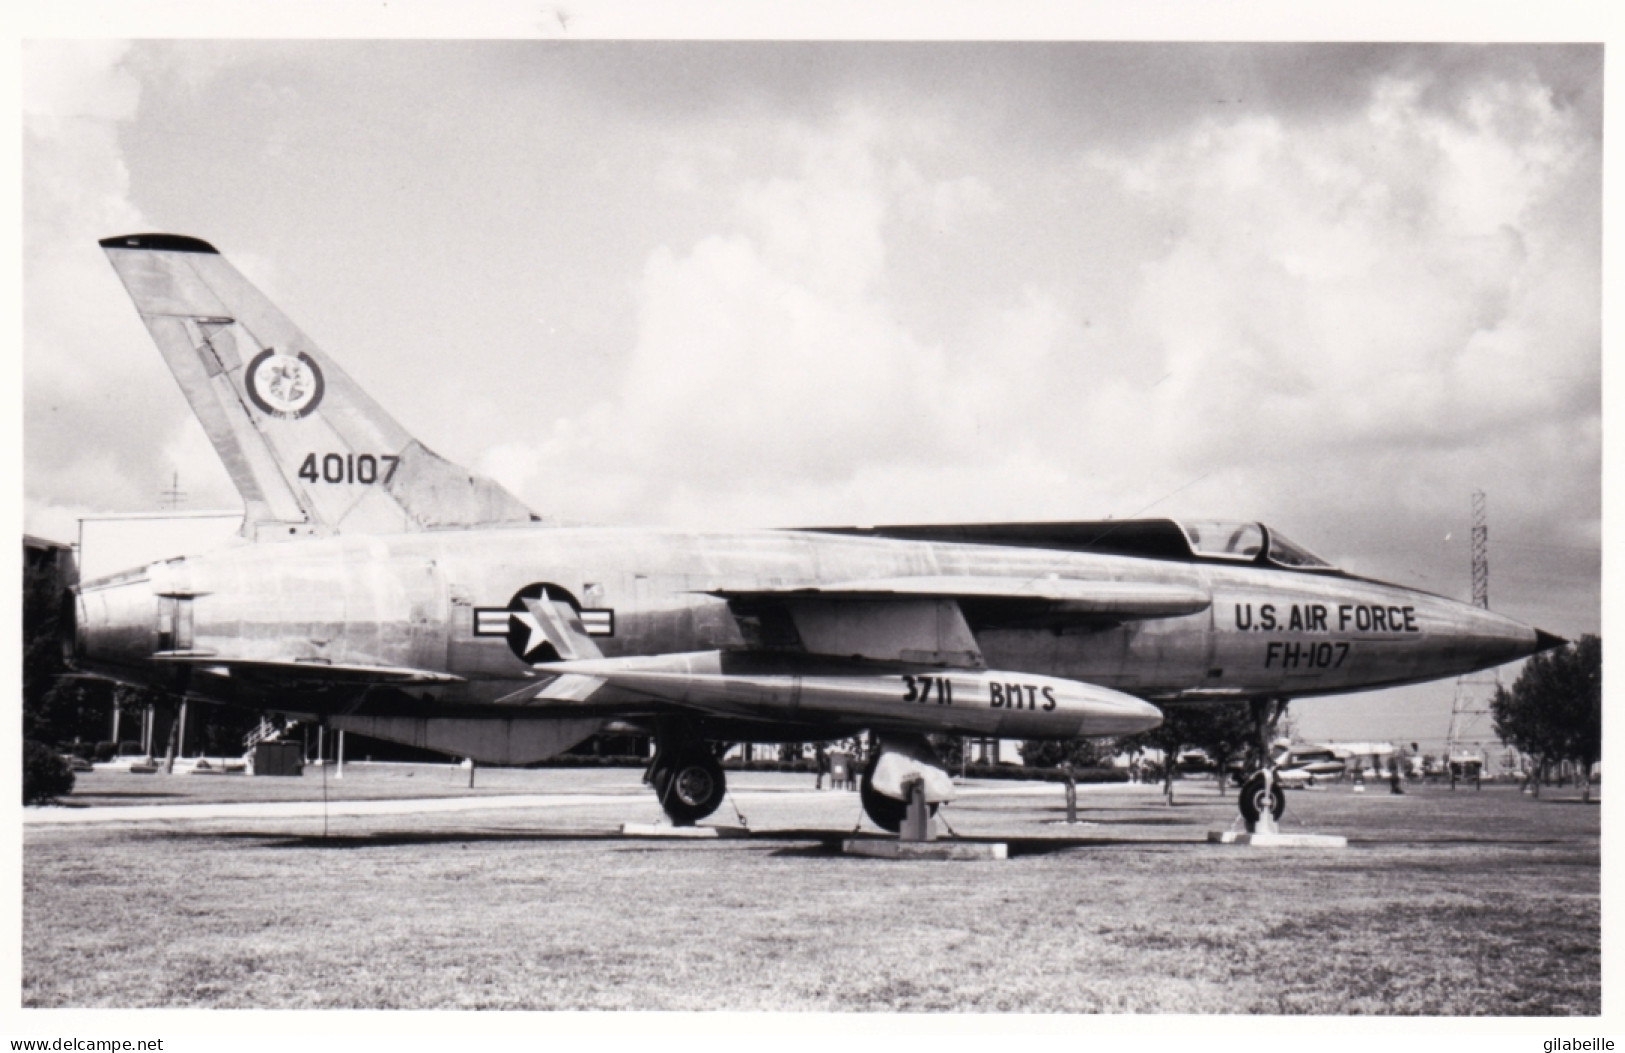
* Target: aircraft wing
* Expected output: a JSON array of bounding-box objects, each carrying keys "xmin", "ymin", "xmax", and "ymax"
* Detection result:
[
  {"xmin": 708, "ymin": 576, "xmax": 1209, "ymax": 617},
  {"xmin": 150, "ymin": 653, "xmax": 465, "ymax": 684},
  {"xmin": 706, "ymin": 576, "xmax": 1209, "ymax": 668}
]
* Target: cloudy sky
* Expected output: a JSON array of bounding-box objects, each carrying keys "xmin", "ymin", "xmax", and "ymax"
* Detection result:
[{"xmin": 21, "ymin": 37, "xmax": 1601, "ymax": 749}]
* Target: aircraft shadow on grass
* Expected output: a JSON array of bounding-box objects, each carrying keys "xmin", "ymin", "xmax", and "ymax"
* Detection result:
[
  {"xmin": 51, "ymin": 792, "xmax": 189, "ymax": 804},
  {"xmin": 181, "ymin": 828, "xmax": 1196, "ymax": 856}
]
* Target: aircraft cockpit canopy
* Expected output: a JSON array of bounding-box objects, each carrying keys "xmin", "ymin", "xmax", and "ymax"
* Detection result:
[
  {"xmin": 813, "ymin": 517, "xmax": 1341, "ymax": 573},
  {"xmin": 1177, "ymin": 520, "xmax": 1336, "ymax": 571},
  {"xmin": 1262, "ymin": 527, "xmax": 1336, "ymax": 570},
  {"xmin": 1179, "ymin": 520, "xmax": 1263, "ymax": 561}
]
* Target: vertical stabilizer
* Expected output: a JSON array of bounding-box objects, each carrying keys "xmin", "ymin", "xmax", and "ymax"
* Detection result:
[{"xmin": 100, "ymin": 234, "xmax": 537, "ymax": 539}]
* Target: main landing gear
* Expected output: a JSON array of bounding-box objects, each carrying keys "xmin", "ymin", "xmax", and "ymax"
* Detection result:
[
  {"xmin": 859, "ymin": 734, "xmax": 950, "ymax": 833},
  {"xmin": 646, "ymin": 731, "xmax": 726, "ymax": 826},
  {"xmin": 642, "ymin": 728, "xmax": 954, "ymax": 832},
  {"xmin": 859, "ymin": 751, "xmax": 914, "ymax": 833}
]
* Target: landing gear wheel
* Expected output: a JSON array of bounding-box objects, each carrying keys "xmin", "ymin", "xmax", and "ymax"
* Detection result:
[
  {"xmin": 652, "ymin": 747, "xmax": 726, "ymax": 825},
  {"xmin": 1239, "ymin": 771, "xmax": 1286, "ymax": 829},
  {"xmin": 859, "ymin": 750, "xmax": 937, "ymax": 833}
]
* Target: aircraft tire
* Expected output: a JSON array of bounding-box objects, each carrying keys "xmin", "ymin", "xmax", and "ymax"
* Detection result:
[
  {"xmin": 1238, "ymin": 771, "xmax": 1287, "ymax": 828},
  {"xmin": 652, "ymin": 746, "xmax": 726, "ymax": 825},
  {"xmin": 859, "ymin": 750, "xmax": 936, "ymax": 833}
]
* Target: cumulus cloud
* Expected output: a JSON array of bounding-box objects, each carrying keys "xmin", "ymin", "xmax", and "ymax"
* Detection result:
[
  {"xmin": 22, "ymin": 42, "xmax": 245, "ymax": 539},
  {"xmin": 482, "ymin": 108, "xmax": 1001, "ymax": 526},
  {"xmin": 890, "ymin": 161, "xmax": 999, "ymax": 232},
  {"xmin": 1071, "ymin": 70, "xmax": 1599, "ymax": 549},
  {"xmin": 480, "ymin": 107, "xmax": 1150, "ymax": 532},
  {"xmin": 482, "ymin": 65, "xmax": 1597, "ymax": 599},
  {"xmin": 23, "ymin": 40, "xmax": 140, "ymax": 123}
]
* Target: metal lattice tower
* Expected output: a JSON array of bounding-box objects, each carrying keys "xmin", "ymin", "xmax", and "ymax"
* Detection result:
[
  {"xmin": 1470, "ymin": 488, "xmax": 1488, "ymax": 609},
  {"xmin": 160, "ymin": 470, "xmax": 187, "ymax": 510},
  {"xmin": 1447, "ymin": 489, "xmax": 1499, "ymax": 771}
]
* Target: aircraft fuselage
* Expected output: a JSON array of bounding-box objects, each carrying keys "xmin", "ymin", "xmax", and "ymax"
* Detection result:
[{"xmin": 75, "ymin": 523, "xmax": 1541, "ymax": 741}]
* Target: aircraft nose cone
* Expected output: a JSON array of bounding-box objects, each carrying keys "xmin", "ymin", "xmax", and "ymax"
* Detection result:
[
  {"xmin": 1446, "ymin": 604, "xmax": 1553, "ymax": 671},
  {"xmin": 1534, "ymin": 629, "xmax": 1568, "ymax": 653}
]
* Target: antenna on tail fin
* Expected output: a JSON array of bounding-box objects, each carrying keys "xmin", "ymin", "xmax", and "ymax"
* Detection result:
[{"xmin": 99, "ymin": 234, "xmax": 538, "ymax": 539}]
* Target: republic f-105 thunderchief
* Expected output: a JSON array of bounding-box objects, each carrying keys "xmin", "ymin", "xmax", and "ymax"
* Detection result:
[{"xmin": 71, "ymin": 233, "xmax": 1564, "ymax": 831}]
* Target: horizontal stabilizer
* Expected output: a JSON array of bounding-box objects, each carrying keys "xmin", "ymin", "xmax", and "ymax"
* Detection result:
[
  {"xmin": 329, "ymin": 714, "xmax": 603, "ymax": 765},
  {"xmin": 494, "ymin": 673, "xmax": 610, "ymax": 704}
]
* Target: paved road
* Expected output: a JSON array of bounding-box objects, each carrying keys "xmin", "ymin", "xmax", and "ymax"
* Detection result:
[{"xmin": 23, "ymin": 792, "xmax": 649, "ymax": 824}]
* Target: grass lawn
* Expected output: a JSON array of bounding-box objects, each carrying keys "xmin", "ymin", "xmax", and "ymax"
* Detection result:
[{"xmin": 22, "ymin": 768, "xmax": 1599, "ymax": 1013}]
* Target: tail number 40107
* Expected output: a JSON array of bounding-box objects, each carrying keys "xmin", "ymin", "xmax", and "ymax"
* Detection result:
[{"xmin": 298, "ymin": 453, "xmax": 400, "ymax": 486}]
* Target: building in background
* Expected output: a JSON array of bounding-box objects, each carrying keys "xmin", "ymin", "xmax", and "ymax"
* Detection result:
[{"xmin": 76, "ymin": 510, "xmax": 243, "ymax": 582}]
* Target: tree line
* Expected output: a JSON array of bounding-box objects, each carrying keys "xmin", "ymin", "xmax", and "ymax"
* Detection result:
[
  {"xmin": 1492, "ymin": 634, "xmax": 1601, "ymax": 802},
  {"xmin": 1025, "ymin": 635, "xmax": 1601, "ymax": 806}
]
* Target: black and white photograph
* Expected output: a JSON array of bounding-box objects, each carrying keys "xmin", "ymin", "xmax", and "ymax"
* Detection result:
[{"xmin": 16, "ymin": 5, "xmax": 1607, "ymax": 1036}]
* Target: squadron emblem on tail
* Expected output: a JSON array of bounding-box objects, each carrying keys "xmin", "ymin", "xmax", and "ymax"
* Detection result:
[{"xmin": 245, "ymin": 349, "xmax": 324, "ymax": 419}]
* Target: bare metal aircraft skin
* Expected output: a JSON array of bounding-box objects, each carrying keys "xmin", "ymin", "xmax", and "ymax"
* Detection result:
[{"xmin": 71, "ymin": 233, "xmax": 1561, "ymax": 828}]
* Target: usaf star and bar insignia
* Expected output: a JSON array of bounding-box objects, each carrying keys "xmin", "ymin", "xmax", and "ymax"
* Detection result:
[{"xmin": 473, "ymin": 582, "xmax": 614, "ymax": 664}]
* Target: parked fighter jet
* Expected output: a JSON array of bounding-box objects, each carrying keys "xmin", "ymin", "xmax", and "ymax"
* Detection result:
[
  {"xmin": 1265, "ymin": 742, "xmax": 1350, "ymax": 787},
  {"xmin": 70, "ymin": 234, "xmax": 1563, "ymax": 831}
]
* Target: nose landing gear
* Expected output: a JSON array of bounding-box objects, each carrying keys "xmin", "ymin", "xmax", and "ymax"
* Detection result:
[
  {"xmin": 1238, "ymin": 768, "xmax": 1285, "ymax": 833},
  {"xmin": 1238, "ymin": 697, "xmax": 1289, "ymax": 833},
  {"xmin": 1209, "ymin": 696, "xmax": 1347, "ymax": 848}
]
